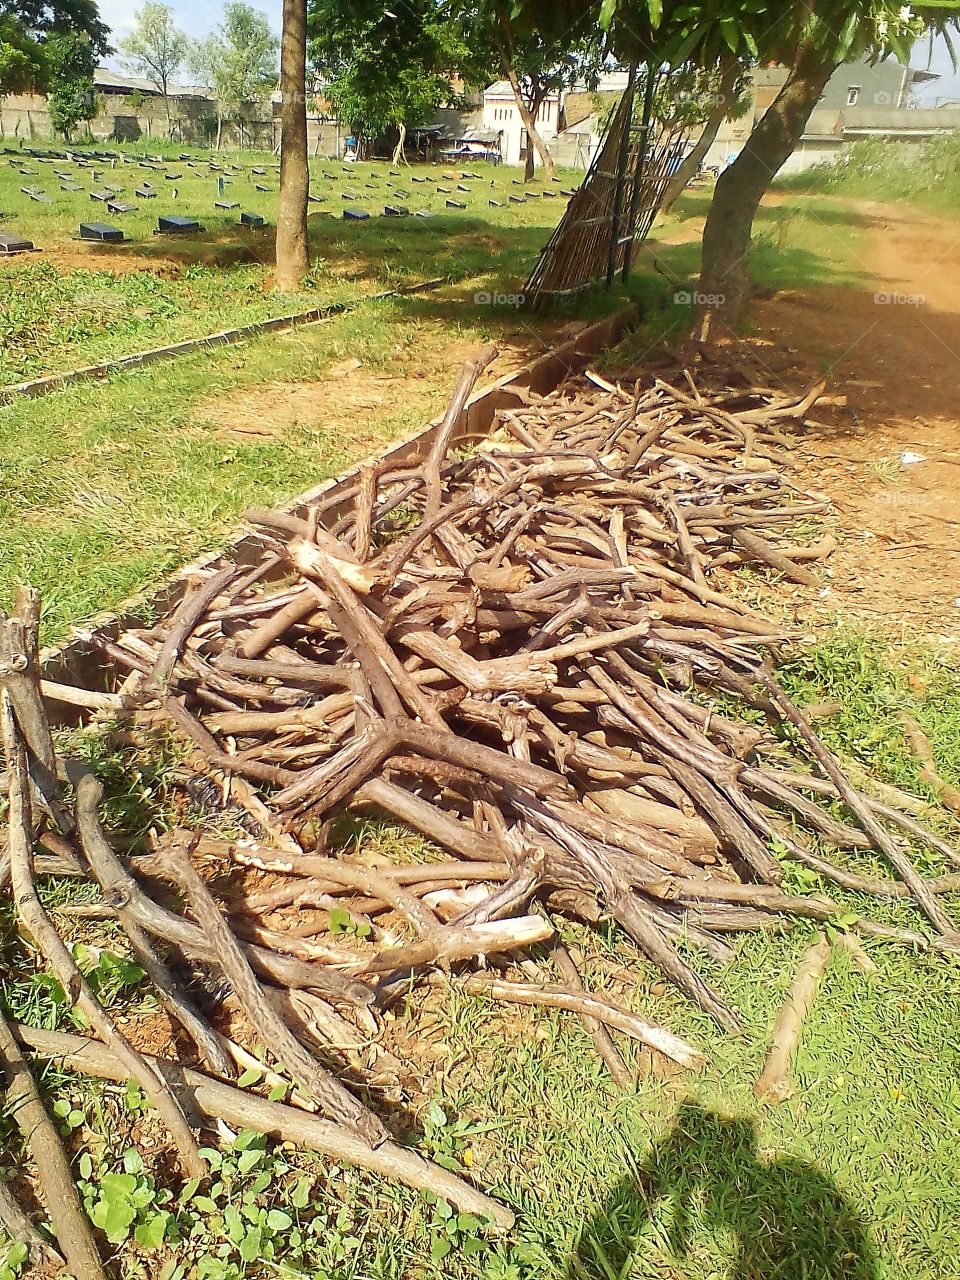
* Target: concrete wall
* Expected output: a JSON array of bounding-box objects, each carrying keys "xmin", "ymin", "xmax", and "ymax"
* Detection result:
[
  {"xmin": 482, "ymin": 93, "xmax": 560, "ymax": 166},
  {"xmin": 0, "ymin": 90, "xmax": 275, "ymax": 149}
]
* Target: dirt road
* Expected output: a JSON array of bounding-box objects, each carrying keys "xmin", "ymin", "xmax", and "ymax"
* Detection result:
[{"xmin": 750, "ymin": 199, "xmax": 960, "ymax": 639}]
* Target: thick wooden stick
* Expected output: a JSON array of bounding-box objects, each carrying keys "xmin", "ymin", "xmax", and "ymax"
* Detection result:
[
  {"xmin": 0, "ymin": 1006, "xmax": 105, "ymax": 1280},
  {"xmin": 157, "ymin": 832, "xmax": 387, "ymax": 1148},
  {"xmin": 754, "ymin": 932, "xmax": 832, "ymax": 1104},
  {"xmin": 762, "ymin": 674, "xmax": 959, "ymax": 939},
  {"xmin": 432, "ymin": 973, "xmax": 703, "ymax": 1067},
  {"xmin": 17, "ymin": 1024, "xmax": 515, "ymax": 1231},
  {"xmin": 551, "ymin": 941, "xmax": 633, "ymax": 1090},
  {"xmin": 0, "ymin": 1177, "xmax": 63, "ymax": 1270},
  {"xmin": 0, "ymin": 692, "xmax": 206, "ymax": 1180},
  {"xmin": 75, "ymin": 774, "xmax": 235, "ymax": 1079}
]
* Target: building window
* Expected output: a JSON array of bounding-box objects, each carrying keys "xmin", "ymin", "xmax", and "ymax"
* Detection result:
[{"xmin": 846, "ymin": 86, "xmax": 861, "ymax": 106}]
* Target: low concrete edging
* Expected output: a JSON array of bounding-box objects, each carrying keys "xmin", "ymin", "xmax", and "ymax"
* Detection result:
[{"xmin": 0, "ymin": 277, "xmax": 446, "ymax": 404}]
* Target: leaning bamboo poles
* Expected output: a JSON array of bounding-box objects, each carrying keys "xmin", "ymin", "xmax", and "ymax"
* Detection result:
[{"xmin": 525, "ymin": 84, "xmax": 684, "ymax": 307}]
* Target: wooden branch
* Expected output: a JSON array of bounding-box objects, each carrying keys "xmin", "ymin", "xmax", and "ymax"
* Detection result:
[
  {"xmin": 0, "ymin": 1007, "xmax": 104, "ymax": 1280},
  {"xmin": 1, "ymin": 692, "xmax": 206, "ymax": 1179},
  {"xmin": 157, "ymin": 831, "xmax": 388, "ymax": 1147},
  {"xmin": 16, "ymin": 1024, "xmax": 515, "ymax": 1232},
  {"xmin": 754, "ymin": 932, "xmax": 832, "ymax": 1103}
]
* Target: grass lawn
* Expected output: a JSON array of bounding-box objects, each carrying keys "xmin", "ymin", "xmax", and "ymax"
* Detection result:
[{"xmin": 0, "ymin": 142, "xmax": 580, "ymax": 384}]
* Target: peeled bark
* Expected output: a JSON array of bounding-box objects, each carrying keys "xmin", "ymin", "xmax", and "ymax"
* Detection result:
[
  {"xmin": 275, "ymin": 0, "xmax": 309, "ymax": 292},
  {"xmin": 699, "ymin": 44, "xmax": 839, "ymax": 330},
  {"xmin": 661, "ymin": 57, "xmax": 741, "ymax": 214}
]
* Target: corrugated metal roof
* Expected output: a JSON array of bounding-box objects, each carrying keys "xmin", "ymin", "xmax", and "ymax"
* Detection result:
[{"xmin": 94, "ymin": 67, "xmax": 210, "ymax": 99}]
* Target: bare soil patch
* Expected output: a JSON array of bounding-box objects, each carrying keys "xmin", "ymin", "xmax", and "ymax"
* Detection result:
[{"xmin": 738, "ymin": 199, "xmax": 960, "ymax": 640}]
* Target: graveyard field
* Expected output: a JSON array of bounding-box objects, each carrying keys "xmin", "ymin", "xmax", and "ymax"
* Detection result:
[{"xmin": 0, "ymin": 142, "xmax": 584, "ymax": 385}]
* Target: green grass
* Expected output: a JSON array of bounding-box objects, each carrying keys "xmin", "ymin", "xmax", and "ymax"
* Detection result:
[
  {"xmin": 0, "ymin": 142, "xmax": 580, "ymax": 383},
  {"xmin": 776, "ymin": 135, "xmax": 960, "ymax": 217}
]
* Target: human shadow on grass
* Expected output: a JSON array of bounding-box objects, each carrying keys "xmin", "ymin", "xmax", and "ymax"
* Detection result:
[{"xmin": 567, "ymin": 1103, "xmax": 879, "ymax": 1280}]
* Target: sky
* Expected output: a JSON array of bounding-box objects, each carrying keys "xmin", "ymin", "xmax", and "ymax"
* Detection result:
[{"xmin": 99, "ymin": 0, "xmax": 960, "ymax": 104}]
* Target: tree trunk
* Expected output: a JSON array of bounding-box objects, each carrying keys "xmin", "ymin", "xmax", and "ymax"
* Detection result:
[
  {"xmin": 215, "ymin": 110, "xmax": 223, "ymax": 150},
  {"xmin": 661, "ymin": 57, "xmax": 740, "ymax": 215},
  {"xmin": 503, "ymin": 65, "xmax": 555, "ymax": 180},
  {"xmin": 392, "ymin": 122, "xmax": 407, "ymax": 166},
  {"xmin": 698, "ymin": 43, "xmax": 838, "ymax": 333},
  {"xmin": 524, "ymin": 132, "xmax": 535, "ymax": 181},
  {"xmin": 275, "ymin": 0, "xmax": 309, "ymax": 292}
]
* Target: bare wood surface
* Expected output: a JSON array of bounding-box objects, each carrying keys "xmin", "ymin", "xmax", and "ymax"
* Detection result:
[{"xmin": 754, "ymin": 932, "xmax": 832, "ymax": 1104}]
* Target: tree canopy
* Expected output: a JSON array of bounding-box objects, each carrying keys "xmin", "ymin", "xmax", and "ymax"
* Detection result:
[
  {"xmin": 0, "ymin": 0, "xmax": 108, "ymax": 98},
  {"xmin": 308, "ymin": 0, "xmax": 475, "ymax": 146},
  {"xmin": 121, "ymin": 1, "xmax": 189, "ymax": 105}
]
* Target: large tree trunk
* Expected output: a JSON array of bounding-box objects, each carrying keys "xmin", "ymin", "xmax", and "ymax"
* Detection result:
[
  {"xmin": 661, "ymin": 57, "xmax": 740, "ymax": 215},
  {"xmin": 215, "ymin": 110, "xmax": 223, "ymax": 150},
  {"xmin": 699, "ymin": 43, "xmax": 838, "ymax": 332},
  {"xmin": 503, "ymin": 65, "xmax": 556, "ymax": 180},
  {"xmin": 275, "ymin": 0, "xmax": 309, "ymax": 292}
]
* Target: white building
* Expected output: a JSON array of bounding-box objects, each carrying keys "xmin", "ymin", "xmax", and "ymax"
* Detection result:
[{"xmin": 481, "ymin": 81, "xmax": 561, "ymax": 168}]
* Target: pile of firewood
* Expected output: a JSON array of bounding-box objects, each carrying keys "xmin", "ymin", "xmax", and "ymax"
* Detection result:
[{"xmin": 2, "ymin": 350, "xmax": 959, "ymax": 1273}]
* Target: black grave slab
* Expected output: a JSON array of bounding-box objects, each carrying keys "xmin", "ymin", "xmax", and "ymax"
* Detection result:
[
  {"xmin": 384, "ymin": 204, "xmax": 409, "ymax": 217},
  {"xmin": 60, "ymin": 182, "xmax": 83, "ymax": 192},
  {"xmin": 135, "ymin": 188, "xmax": 157, "ymax": 198},
  {"xmin": 215, "ymin": 201, "xmax": 240, "ymax": 209},
  {"xmin": 158, "ymin": 215, "xmax": 201, "ymax": 233},
  {"xmin": 255, "ymin": 184, "xmax": 272, "ymax": 192},
  {"xmin": 445, "ymin": 199, "xmax": 466, "ymax": 208},
  {"xmin": 488, "ymin": 199, "xmax": 503, "ymax": 207},
  {"xmin": 509, "ymin": 194, "xmax": 524, "ymax": 203},
  {"xmin": 392, "ymin": 189, "xmax": 409, "ymax": 197},
  {"xmin": 414, "ymin": 210, "xmax": 435, "ymax": 219},
  {"xmin": 342, "ymin": 208, "xmax": 370, "ymax": 220},
  {"xmin": 340, "ymin": 192, "xmax": 357, "ymax": 200},
  {"xmin": 542, "ymin": 190, "xmax": 556, "ymax": 197},
  {"xmin": 251, "ymin": 166, "xmax": 266, "ymax": 175},
  {"xmin": 561, "ymin": 189, "xmax": 577, "ymax": 197},
  {"xmin": 164, "ymin": 173, "xmax": 183, "ymax": 180},
  {"xmin": 436, "ymin": 186, "xmax": 450, "ymax": 193},
  {"xmin": 411, "ymin": 176, "xmax": 427, "ymax": 183},
  {"xmin": 89, "ymin": 190, "xmax": 112, "ymax": 202},
  {"xmin": 106, "ymin": 201, "xmax": 137, "ymax": 214},
  {"xmin": 0, "ymin": 232, "xmax": 35, "ymax": 255},
  {"xmin": 80, "ymin": 221, "xmax": 123, "ymax": 242},
  {"xmin": 240, "ymin": 211, "xmax": 266, "ymax": 227},
  {"xmin": 456, "ymin": 185, "xmax": 471, "ymax": 192},
  {"xmin": 307, "ymin": 194, "xmax": 324, "ymax": 203}
]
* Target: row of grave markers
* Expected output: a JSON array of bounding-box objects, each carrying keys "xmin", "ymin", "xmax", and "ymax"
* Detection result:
[{"xmin": 1, "ymin": 145, "xmax": 576, "ymax": 253}]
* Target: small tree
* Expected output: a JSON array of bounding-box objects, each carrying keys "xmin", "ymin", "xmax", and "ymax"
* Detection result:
[
  {"xmin": 46, "ymin": 31, "xmax": 97, "ymax": 139},
  {"xmin": 461, "ymin": 1, "xmax": 607, "ymax": 181},
  {"xmin": 191, "ymin": 3, "xmax": 278, "ymax": 149},
  {"xmin": 309, "ymin": 0, "xmax": 472, "ymax": 163},
  {"xmin": 121, "ymin": 1, "xmax": 188, "ymax": 134},
  {"xmin": 0, "ymin": 15, "xmax": 45, "ymax": 98}
]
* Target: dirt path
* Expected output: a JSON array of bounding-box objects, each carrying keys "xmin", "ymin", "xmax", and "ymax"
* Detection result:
[{"xmin": 749, "ymin": 198, "xmax": 960, "ymax": 640}]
